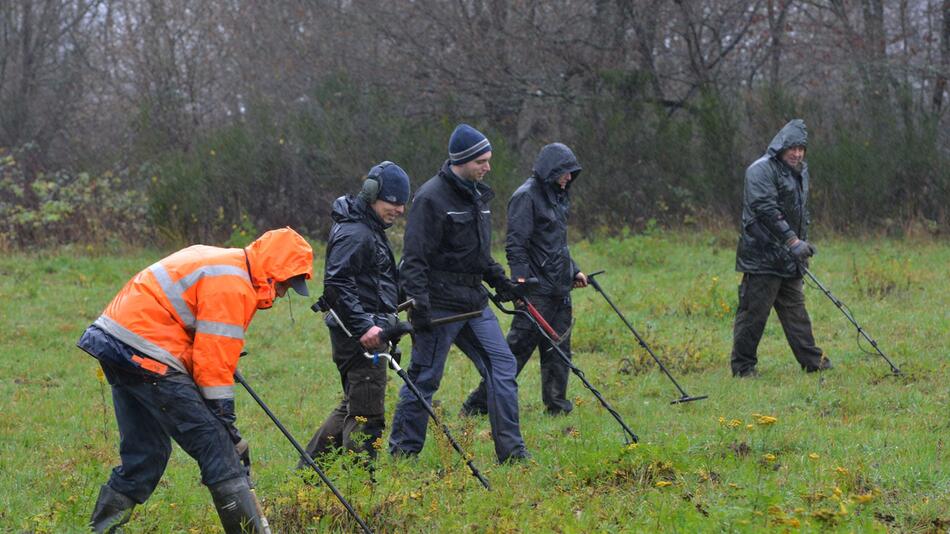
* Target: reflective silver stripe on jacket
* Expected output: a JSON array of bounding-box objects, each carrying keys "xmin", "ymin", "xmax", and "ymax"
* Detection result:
[
  {"xmin": 148, "ymin": 263, "xmax": 250, "ymax": 331},
  {"xmin": 93, "ymin": 315, "xmax": 188, "ymax": 375},
  {"xmin": 200, "ymin": 385, "xmax": 234, "ymax": 400},
  {"xmin": 196, "ymin": 320, "xmax": 245, "ymax": 340}
]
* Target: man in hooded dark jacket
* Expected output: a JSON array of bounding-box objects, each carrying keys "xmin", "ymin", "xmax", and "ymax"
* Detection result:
[
  {"xmin": 299, "ymin": 162, "xmax": 410, "ymax": 464},
  {"xmin": 388, "ymin": 124, "xmax": 529, "ymax": 463},
  {"xmin": 731, "ymin": 119, "xmax": 830, "ymax": 377},
  {"xmin": 461, "ymin": 142, "xmax": 586, "ymax": 416}
]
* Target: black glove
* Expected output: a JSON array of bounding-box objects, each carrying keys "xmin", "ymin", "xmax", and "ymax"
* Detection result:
[
  {"xmin": 494, "ymin": 278, "xmax": 519, "ymax": 303},
  {"xmin": 787, "ymin": 239, "xmax": 816, "ymax": 261},
  {"xmin": 235, "ymin": 438, "xmax": 251, "ymax": 477},
  {"xmin": 409, "ymin": 309, "xmax": 432, "ymax": 332}
]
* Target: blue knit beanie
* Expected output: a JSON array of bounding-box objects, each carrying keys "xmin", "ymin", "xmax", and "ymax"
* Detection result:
[
  {"xmin": 363, "ymin": 161, "xmax": 411, "ymax": 204},
  {"xmin": 448, "ymin": 124, "xmax": 492, "ymax": 165}
]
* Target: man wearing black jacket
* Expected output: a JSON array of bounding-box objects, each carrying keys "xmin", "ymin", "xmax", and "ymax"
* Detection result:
[
  {"xmin": 300, "ymin": 161, "xmax": 410, "ymax": 463},
  {"xmin": 388, "ymin": 124, "xmax": 529, "ymax": 463},
  {"xmin": 461, "ymin": 142, "xmax": 586, "ymax": 417},
  {"xmin": 731, "ymin": 119, "xmax": 830, "ymax": 377}
]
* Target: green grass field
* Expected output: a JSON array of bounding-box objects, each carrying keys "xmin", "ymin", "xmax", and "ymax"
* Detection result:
[{"xmin": 1, "ymin": 231, "xmax": 947, "ymax": 533}]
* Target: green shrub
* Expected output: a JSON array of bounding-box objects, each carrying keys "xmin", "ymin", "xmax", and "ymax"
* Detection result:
[{"xmin": 0, "ymin": 144, "xmax": 149, "ymax": 249}]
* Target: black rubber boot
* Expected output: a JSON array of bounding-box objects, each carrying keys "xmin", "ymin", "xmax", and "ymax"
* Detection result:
[
  {"xmin": 89, "ymin": 484, "xmax": 135, "ymax": 533},
  {"xmin": 209, "ymin": 477, "xmax": 271, "ymax": 534}
]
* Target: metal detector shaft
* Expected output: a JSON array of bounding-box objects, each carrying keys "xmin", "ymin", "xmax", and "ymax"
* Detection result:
[
  {"xmin": 396, "ymin": 367, "xmax": 492, "ymax": 489},
  {"xmin": 488, "ymin": 291, "xmax": 639, "ymax": 444},
  {"xmin": 233, "ymin": 371, "xmax": 373, "ymax": 534},
  {"xmin": 586, "ymin": 271, "xmax": 707, "ymax": 405},
  {"xmin": 801, "ymin": 266, "xmax": 901, "ymax": 375},
  {"xmin": 431, "ymin": 309, "xmax": 483, "ymax": 327},
  {"xmin": 522, "ymin": 299, "xmax": 560, "ymax": 341},
  {"xmin": 369, "ymin": 347, "xmax": 491, "ymax": 490}
]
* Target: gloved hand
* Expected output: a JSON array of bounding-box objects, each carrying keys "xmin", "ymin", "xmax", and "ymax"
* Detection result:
[
  {"xmin": 409, "ymin": 309, "xmax": 432, "ymax": 332},
  {"xmin": 494, "ymin": 278, "xmax": 520, "ymax": 303},
  {"xmin": 787, "ymin": 238, "xmax": 816, "ymax": 261},
  {"xmin": 234, "ymin": 438, "xmax": 251, "ymax": 477}
]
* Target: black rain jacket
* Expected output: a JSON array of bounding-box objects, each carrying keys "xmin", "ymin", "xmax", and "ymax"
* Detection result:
[
  {"xmin": 399, "ymin": 161, "xmax": 507, "ymax": 315},
  {"xmin": 735, "ymin": 119, "xmax": 811, "ymax": 277},
  {"xmin": 323, "ymin": 195, "xmax": 399, "ymax": 336},
  {"xmin": 507, "ymin": 143, "xmax": 582, "ymax": 296}
]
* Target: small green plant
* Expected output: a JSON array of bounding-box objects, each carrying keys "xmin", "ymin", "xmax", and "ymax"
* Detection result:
[
  {"xmin": 224, "ymin": 212, "xmax": 259, "ymax": 248},
  {"xmin": 678, "ymin": 273, "xmax": 734, "ymax": 319},
  {"xmin": 851, "ymin": 253, "xmax": 918, "ymax": 299}
]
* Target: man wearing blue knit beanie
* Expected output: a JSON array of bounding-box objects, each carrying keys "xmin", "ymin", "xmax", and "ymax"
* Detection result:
[{"xmin": 389, "ymin": 124, "xmax": 530, "ymax": 463}]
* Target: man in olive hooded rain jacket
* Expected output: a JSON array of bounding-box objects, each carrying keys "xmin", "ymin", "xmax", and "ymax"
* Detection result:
[{"xmin": 731, "ymin": 119, "xmax": 830, "ymax": 377}]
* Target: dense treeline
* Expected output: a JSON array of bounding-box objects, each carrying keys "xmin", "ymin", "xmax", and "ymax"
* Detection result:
[{"xmin": 1, "ymin": 0, "xmax": 948, "ymax": 248}]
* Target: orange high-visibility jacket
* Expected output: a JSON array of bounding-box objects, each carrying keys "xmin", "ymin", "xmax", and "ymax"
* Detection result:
[{"xmin": 93, "ymin": 228, "xmax": 313, "ymax": 400}]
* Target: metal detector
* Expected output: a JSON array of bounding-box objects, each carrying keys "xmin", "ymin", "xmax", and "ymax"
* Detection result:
[
  {"xmin": 585, "ymin": 270, "xmax": 708, "ymax": 404},
  {"xmin": 233, "ymin": 368, "xmax": 373, "ymax": 534},
  {"xmin": 800, "ymin": 265, "xmax": 902, "ymax": 375},
  {"xmin": 366, "ymin": 322, "xmax": 492, "ymax": 490},
  {"xmin": 312, "ymin": 298, "xmax": 492, "ymax": 490},
  {"xmin": 487, "ymin": 288, "xmax": 640, "ymax": 444},
  {"xmin": 759, "ymin": 226, "xmax": 903, "ymax": 376}
]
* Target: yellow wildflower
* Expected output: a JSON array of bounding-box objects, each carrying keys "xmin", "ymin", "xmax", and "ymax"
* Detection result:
[
  {"xmin": 355, "ymin": 416, "xmax": 368, "ymax": 424},
  {"xmin": 835, "ymin": 467, "xmax": 849, "ymax": 475},
  {"xmin": 746, "ymin": 424, "xmax": 755, "ymax": 430},
  {"xmin": 756, "ymin": 415, "xmax": 778, "ymax": 425},
  {"xmin": 763, "ymin": 453, "xmax": 777, "ymax": 463},
  {"xmin": 655, "ymin": 481, "xmax": 672, "ymax": 488},
  {"xmin": 853, "ymin": 493, "xmax": 874, "ymax": 504},
  {"xmin": 728, "ymin": 419, "xmax": 742, "ymax": 428},
  {"xmin": 808, "ymin": 453, "xmax": 820, "ymax": 460}
]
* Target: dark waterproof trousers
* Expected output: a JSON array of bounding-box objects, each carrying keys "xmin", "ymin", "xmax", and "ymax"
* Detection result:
[
  {"xmin": 301, "ymin": 326, "xmax": 388, "ymax": 463},
  {"xmin": 388, "ymin": 306, "xmax": 528, "ymax": 462},
  {"xmin": 99, "ymin": 363, "xmax": 246, "ymax": 504},
  {"xmin": 730, "ymin": 273, "xmax": 825, "ymax": 375},
  {"xmin": 463, "ymin": 294, "xmax": 574, "ymax": 415}
]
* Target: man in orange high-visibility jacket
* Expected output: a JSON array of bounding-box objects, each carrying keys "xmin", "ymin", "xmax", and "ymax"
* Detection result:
[{"xmin": 77, "ymin": 227, "xmax": 313, "ymax": 534}]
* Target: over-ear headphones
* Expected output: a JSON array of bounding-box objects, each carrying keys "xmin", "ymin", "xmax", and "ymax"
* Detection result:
[{"xmin": 360, "ymin": 161, "xmax": 395, "ymax": 202}]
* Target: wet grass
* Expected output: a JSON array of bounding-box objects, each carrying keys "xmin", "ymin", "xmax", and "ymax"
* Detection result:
[{"xmin": 0, "ymin": 232, "xmax": 947, "ymax": 532}]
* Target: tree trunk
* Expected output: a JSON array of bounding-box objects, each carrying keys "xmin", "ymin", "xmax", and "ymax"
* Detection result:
[{"xmin": 934, "ymin": 0, "xmax": 949, "ymax": 112}]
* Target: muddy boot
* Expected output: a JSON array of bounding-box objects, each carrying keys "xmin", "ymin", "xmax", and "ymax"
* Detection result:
[
  {"xmin": 89, "ymin": 484, "xmax": 135, "ymax": 533},
  {"xmin": 209, "ymin": 477, "xmax": 271, "ymax": 534}
]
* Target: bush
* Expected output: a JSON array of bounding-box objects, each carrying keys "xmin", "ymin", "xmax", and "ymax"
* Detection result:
[{"xmin": 0, "ymin": 144, "xmax": 149, "ymax": 249}]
